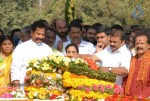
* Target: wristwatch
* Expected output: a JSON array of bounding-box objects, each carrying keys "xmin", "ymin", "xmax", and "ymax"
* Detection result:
[{"xmin": 108, "ymin": 67, "xmax": 112, "ymax": 72}]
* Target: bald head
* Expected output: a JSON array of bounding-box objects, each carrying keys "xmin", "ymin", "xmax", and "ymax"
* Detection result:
[{"xmin": 54, "ymin": 19, "xmax": 68, "ymax": 38}]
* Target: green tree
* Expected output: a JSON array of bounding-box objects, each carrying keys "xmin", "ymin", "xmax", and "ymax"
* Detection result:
[{"xmin": 0, "ymin": 0, "xmax": 149, "ymax": 34}]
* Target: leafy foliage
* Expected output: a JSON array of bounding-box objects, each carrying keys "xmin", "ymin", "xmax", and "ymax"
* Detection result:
[
  {"xmin": 68, "ymin": 63, "xmax": 116, "ymax": 82},
  {"xmin": 0, "ymin": 0, "xmax": 149, "ymax": 34}
]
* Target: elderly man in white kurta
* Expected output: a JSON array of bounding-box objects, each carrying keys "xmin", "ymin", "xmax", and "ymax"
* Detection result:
[{"xmin": 11, "ymin": 20, "xmax": 53, "ymax": 88}]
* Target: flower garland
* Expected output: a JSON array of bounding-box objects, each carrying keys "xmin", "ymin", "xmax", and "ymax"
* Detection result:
[
  {"xmin": 25, "ymin": 86, "xmax": 63, "ymax": 100},
  {"xmin": 26, "ymin": 55, "xmax": 72, "ymax": 73},
  {"xmin": 63, "ymin": 71, "xmax": 114, "ymax": 88},
  {"xmin": 63, "ymin": 71, "xmax": 123, "ymax": 101},
  {"xmin": 25, "ymin": 55, "xmax": 118, "ymax": 100},
  {"xmin": 69, "ymin": 90, "xmax": 109, "ymax": 101}
]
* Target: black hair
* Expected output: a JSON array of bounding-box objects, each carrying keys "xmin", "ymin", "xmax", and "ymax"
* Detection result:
[
  {"xmin": 135, "ymin": 30, "xmax": 150, "ymax": 44},
  {"xmin": 0, "ymin": 35, "xmax": 14, "ymax": 46},
  {"xmin": 111, "ymin": 24, "xmax": 124, "ymax": 31},
  {"xmin": 92, "ymin": 23, "xmax": 102, "ymax": 27},
  {"xmin": 130, "ymin": 25, "xmax": 139, "ymax": 30},
  {"xmin": 65, "ymin": 43, "xmax": 79, "ymax": 54},
  {"xmin": 46, "ymin": 28, "xmax": 57, "ymax": 35},
  {"xmin": 84, "ymin": 25, "xmax": 90, "ymax": 32},
  {"xmin": 31, "ymin": 19, "xmax": 47, "ymax": 32},
  {"xmin": 131, "ymin": 27, "xmax": 143, "ymax": 33},
  {"xmin": 10, "ymin": 28, "xmax": 21, "ymax": 40},
  {"xmin": 110, "ymin": 29, "xmax": 126, "ymax": 41},
  {"xmin": 68, "ymin": 22, "xmax": 82, "ymax": 32},
  {"xmin": 70, "ymin": 19, "xmax": 83, "ymax": 25},
  {"xmin": 96, "ymin": 25, "xmax": 110, "ymax": 36}
]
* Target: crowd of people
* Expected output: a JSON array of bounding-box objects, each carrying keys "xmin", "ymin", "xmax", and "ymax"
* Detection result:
[{"xmin": 0, "ymin": 18, "xmax": 149, "ymax": 98}]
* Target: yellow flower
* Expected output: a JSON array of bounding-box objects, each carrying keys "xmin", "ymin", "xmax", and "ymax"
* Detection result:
[
  {"xmin": 26, "ymin": 70, "xmax": 31, "ymax": 75},
  {"xmin": 42, "ymin": 62, "xmax": 50, "ymax": 70},
  {"xmin": 31, "ymin": 70, "xmax": 41, "ymax": 75},
  {"xmin": 53, "ymin": 56, "xmax": 63, "ymax": 64},
  {"xmin": 39, "ymin": 93, "xmax": 45, "ymax": 100},
  {"xmin": 45, "ymin": 72, "xmax": 57, "ymax": 79},
  {"xmin": 38, "ymin": 88, "xmax": 47, "ymax": 99},
  {"xmin": 28, "ymin": 91, "xmax": 34, "ymax": 99},
  {"xmin": 64, "ymin": 61, "xmax": 69, "ymax": 67},
  {"xmin": 39, "ymin": 88, "xmax": 47, "ymax": 94},
  {"xmin": 69, "ymin": 90, "xmax": 110, "ymax": 99},
  {"xmin": 48, "ymin": 90, "xmax": 62, "ymax": 95},
  {"xmin": 63, "ymin": 71, "xmax": 114, "ymax": 88}
]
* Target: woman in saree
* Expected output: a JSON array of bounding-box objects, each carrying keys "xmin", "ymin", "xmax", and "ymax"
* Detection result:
[{"xmin": 0, "ymin": 35, "xmax": 14, "ymax": 87}]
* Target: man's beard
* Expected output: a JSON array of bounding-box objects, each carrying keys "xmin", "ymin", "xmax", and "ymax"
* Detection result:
[{"xmin": 58, "ymin": 32, "xmax": 68, "ymax": 38}]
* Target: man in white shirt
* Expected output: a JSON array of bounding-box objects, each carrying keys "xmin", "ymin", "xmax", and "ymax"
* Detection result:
[
  {"xmin": 93, "ymin": 30, "xmax": 131, "ymax": 86},
  {"xmin": 62, "ymin": 22, "xmax": 95, "ymax": 55},
  {"xmin": 11, "ymin": 20, "xmax": 53, "ymax": 88},
  {"xmin": 74, "ymin": 30, "xmax": 131, "ymax": 86}
]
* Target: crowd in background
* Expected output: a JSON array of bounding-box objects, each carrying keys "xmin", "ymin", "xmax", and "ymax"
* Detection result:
[{"xmin": 0, "ymin": 18, "xmax": 150, "ymax": 98}]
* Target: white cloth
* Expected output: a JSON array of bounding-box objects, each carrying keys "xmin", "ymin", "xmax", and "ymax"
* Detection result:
[
  {"xmin": 62, "ymin": 40, "xmax": 95, "ymax": 55},
  {"xmin": 11, "ymin": 39, "xmax": 53, "ymax": 84},
  {"xmin": 17, "ymin": 40, "xmax": 22, "ymax": 45},
  {"xmin": 95, "ymin": 45, "xmax": 131, "ymax": 86}
]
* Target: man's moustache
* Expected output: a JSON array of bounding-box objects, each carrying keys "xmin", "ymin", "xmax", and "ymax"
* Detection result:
[
  {"xmin": 136, "ymin": 47, "xmax": 143, "ymax": 50},
  {"xmin": 89, "ymin": 37, "xmax": 95, "ymax": 40},
  {"xmin": 35, "ymin": 38, "xmax": 44, "ymax": 41},
  {"xmin": 73, "ymin": 37, "xmax": 79, "ymax": 39},
  {"xmin": 110, "ymin": 45, "xmax": 115, "ymax": 48}
]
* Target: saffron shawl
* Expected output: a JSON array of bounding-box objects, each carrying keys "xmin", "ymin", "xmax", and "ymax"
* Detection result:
[{"xmin": 125, "ymin": 50, "xmax": 150, "ymax": 95}]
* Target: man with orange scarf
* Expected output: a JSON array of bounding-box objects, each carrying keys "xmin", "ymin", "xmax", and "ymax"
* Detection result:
[{"xmin": 125, "ymin": 31, "xmax": 150, "ymax": 98}]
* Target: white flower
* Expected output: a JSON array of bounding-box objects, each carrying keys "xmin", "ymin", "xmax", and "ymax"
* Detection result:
[
  {"xmin": 71, "ymin": 58, "xmax": 76, "ymax": 61},
  {"xmin": 31, "ymin": 78, "xmax": 36, "ymax": 83},
  {"xmin": 12, "ymin": 90, "xmax": 26, "ymax": 98},
  {"xmin": 16, "ymin": 92, "xmax": 22, "ymax": 98},
  {"xmin": 56, "ymin": 74, "xmax": 62, "ymax": 79},
  {"xmin": 10, "ymin": 91, "xmax": 16, "ymax": 95},
  {"xmin": 33, "ymin": 61, "xmax": 39, "ymax": 68},
  {"xmin": 48, "ymin": 76, "xmax": 52, "ymax": 80},
  {"xmin": 54, "ymin": 56, "xmax": 63, "ymax": 64},
  {"xmin": 52, "ymin": 68, "xmax": 56, "ymax": 72},
  {"xmin": 34, "ymin": 92, "xmax": 38, "ymax": 97},
  {"xmin": 63, "ymin": 57, "xmax": 71, "ymax": 62},
  {"xmin": 27, "ymin": 68, "xmax": 32, "ymax": 71}
]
